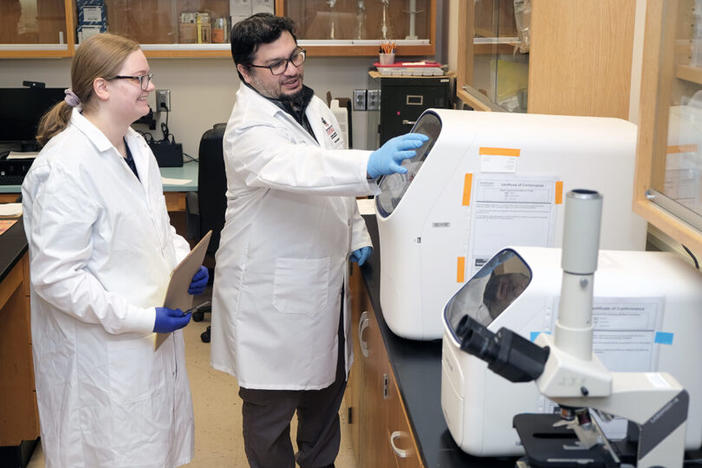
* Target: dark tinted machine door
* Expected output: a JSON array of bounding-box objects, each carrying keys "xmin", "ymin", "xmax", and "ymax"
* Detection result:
[{"xmin": 375, "ymin": 111, "xmax": 442, "ymax": 218}]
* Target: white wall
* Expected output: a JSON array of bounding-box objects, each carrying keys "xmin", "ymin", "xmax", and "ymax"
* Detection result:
[{"xmin": 0, "ymin": 56, "xmax": 378, "ymax": 155}]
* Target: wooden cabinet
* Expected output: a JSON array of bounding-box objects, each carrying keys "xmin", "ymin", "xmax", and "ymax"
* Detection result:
[
  {"xmin": 456, "ymin": 0, "xmax": 636, "ymax": 118},
  {"xmin": 0, "ymin": 253, "xmax": 39, "ymax": 446},
  {"xmin": 634, "ymin": 0, "xmax": 702, "ymax": 255},
  {"xmin": 0, "ymin": 195, "xmax": 20, "ymax": 204},
  {"xmin": 456, "ymin": 0, "xmax": 525, "ymax": 112},
  {"xmin": 0, "ymin": 0, "xmax": 74, "ymax": 58},
  {"xmin": 343, "ymin": 264, "xmax": 423, "ymax": 468},
  {"xmin": 0, "ymin": 0, "xmax": 435, "ymax": 58},
  {"xmin": 277, "ymin": 0, "xmax": 436, "ymax": 56}
]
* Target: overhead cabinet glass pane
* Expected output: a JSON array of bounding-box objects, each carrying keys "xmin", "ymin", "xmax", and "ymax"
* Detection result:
[
  {"xmin": 460, "ymin": 0, "xmax": 529, "ymax": 112},
  {"xmin": 648, "ymin": 0, "xmax": 702, "ymax": 230},
  {"xmin": 0, "ymin": 0, "xmax": 67, "ymax": 45},
  {"xmin": 77, "ymin": 1, "xmax": 243, "ymax": 45},
  {"xmin": 282, "ymin": 0, "xmax": 431, "ymax": 41}
]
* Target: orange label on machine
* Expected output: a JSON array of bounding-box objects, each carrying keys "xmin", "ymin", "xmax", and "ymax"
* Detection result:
[
  {"xmin": 479, "ymin": 147, "xmax": 521, "ymax": 157},
  {"xmin": 457, "ymin": 257, "xmax": 466, "ymax": 283},
  {"xmin": 479, "ymin": 147, "xmax": 520, "ymax": 172},
  {"xmin": 462, "ymin": 174, "xmax": 473, "ymax": 206},
  {"xmin": 555, "ymin": 181, "xmax": 564, "ymax": 204}
]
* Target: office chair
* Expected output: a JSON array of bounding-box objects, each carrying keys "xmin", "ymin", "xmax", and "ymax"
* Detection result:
[{"xmin": 191, "ymin": 123, "xmax": 227, "ymax": 342}]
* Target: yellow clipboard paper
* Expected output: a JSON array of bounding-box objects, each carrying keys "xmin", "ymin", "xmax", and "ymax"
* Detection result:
[{"xmin": 154, "ymin": 230, "xmax": 213, "ymax": 350}]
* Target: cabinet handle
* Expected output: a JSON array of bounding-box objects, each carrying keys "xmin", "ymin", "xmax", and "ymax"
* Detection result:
[
  {"xmin": 402, "ymin": 119, "xmax": 417, "ymax": 126},
  {"xmin": 405, "ymin": 95, "xmax": 423, "ymax": 106},
  {"xmin": 390, "ymin": 431, "xmax": 412, "ymax": 458},
  {"xmin": 359, "ymin": 311, "xmax": 369, "ymax": 358}
]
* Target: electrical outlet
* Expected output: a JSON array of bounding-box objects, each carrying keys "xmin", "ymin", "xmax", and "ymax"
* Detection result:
[
  {"xmin": 367, "ymin": 89, "xmax": 381, "ymax": 110},
  {"xmin": 353, "ymin": 89, "xmax": 367, "ymax": 111},
  {"xmin": 156, "ymin": 89, "xmax": 171, "ymax": 112}
]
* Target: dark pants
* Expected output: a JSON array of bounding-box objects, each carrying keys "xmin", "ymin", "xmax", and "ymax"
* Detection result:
[{"xmin": 239, "ymin": 307, "xmax": 346, "ymax": 468}]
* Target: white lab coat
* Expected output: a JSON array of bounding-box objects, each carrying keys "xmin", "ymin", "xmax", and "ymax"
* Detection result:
[
  {"xmin": 21, "ymin": 109, "xmax": 194, "ymax": 468},
  {"xmin": 210, "ymin": 84, "xmax": 379, "ymax": 389}
]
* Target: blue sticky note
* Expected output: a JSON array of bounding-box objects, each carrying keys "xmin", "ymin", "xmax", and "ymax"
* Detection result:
[
  {"xmin": 654, "ymin": 332, "xmax": 674, "ymax": 345},
  {"xmin": 530, "ymin": 331, "xmax": 550, "ymax": 341}
]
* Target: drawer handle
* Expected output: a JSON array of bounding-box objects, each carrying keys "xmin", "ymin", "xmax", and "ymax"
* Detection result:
[
  {"xmin": 402, "ymin": 119, "xmax": 416, "ymax": 126},
  {"xmin": 359, "ymin": 311, "xmax": 369, "ymax": 358},
  {"xmin": 390, "ymin": 430, "xmax": 412, "ymax": 458}
]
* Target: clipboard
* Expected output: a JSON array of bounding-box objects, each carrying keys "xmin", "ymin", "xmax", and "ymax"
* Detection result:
[{"xmin": 154, "ymin": 230, "xmax": 212, "ymax": 350}]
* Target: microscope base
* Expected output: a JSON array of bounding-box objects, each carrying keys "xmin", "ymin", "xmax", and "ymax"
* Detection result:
[{"xmin": 513, "ymin": 414, "xmax": 636, "ymax": 467}]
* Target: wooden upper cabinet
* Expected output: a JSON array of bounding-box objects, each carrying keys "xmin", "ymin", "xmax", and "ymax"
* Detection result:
[
  {"xmin": 0, "ymin": 0, "xmax": 435, "ymax": 58},
  {"xmin": 277, "ymin": 0, "xmax": 436, "ymax": 56},
  {"xmin": 527, "ymin": 0, "xmax": 635, "ymax": 118},
  {"xmin": 634, "ymin": 0, "xmax": 702, "ymax": 255},
  {"xmin": 0, "ymin": 0, "xmax": 74, "ymax": 58},
  {"xmin": 457, "ymin": 0, "xmax": 636, "ymax": 118},
  {"xmin": 456, "ymin": 0, "xmax": 529, "ymax": 112}
]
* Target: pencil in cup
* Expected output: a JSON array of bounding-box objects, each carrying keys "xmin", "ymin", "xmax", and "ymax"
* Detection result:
[{"xmin": 379, "ymin": 41, "xmax": 396, "ymax": 54}]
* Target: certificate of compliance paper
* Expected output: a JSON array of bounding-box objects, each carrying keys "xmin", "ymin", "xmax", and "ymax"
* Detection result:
[{"xmin": 467, "ymin": 175, "xmax": 558, "ymax": 276}]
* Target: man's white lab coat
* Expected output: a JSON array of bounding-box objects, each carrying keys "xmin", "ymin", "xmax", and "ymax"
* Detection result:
[
  {"xmin": 21, "ymin": 109, "xmax": 194, "ymax": 468},
  {"xmin": 210, "ymin": 84, "xmax": 378, "ymax": 389}
]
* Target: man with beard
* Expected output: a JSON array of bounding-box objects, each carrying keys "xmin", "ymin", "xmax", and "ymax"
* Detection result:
[{"xmin": 211, "ymin": 13, "xmax": 428, "ymax": 468}]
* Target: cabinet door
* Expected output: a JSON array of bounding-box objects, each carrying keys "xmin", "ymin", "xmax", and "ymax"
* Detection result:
[
  {"xmin": 0, "ymin": 254, "xmax": 39, "ymax": 444},
  {"xmin": 347, "ymin": 265, "xmax": 424, "ymax": 467},
  {"xmin": 456, "ymin": 0, "xmax": 635, "ymax": 117},
  {"xmin": 95, "ymin": 0, "xmax": 234, "ymax": 57},
  {"xmin": 276, "ymin": 0, "xmax": 436, "ymax": 56},
  {"xmin": 634, "ymin": 0, "xmax": 702, "ymax": 254},
  {"xmin": 386, "ymin": 373, "xmax": 423, "ymax": 468},
  {"xmin": 344, "ymin": 264, "xmax": 365, "ymax": 466},
  {"xmin": 359, "ymin": 298, "xmax": 392, "ymax": 468},
  {"xmin": 0, "ymin": 0, "xmax": 74, "ymax": 58},
  {"xmin": 456, "ymin": 0, "xmax": 526, "ymax": 112},
  {"xmin": 527, "ymin": 0, "xmax": 635, "ymax": 118}
]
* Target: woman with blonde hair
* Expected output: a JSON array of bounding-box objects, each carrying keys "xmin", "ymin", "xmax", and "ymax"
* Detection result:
[{"xmin": 22, "ymin": 33, "xmax": 207, "ymax": 467}]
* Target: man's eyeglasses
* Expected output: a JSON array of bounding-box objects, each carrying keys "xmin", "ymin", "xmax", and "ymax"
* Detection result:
[
  {"xmin": 248, "ymin": 49, "xmax": 306, "ymax": 76},
  {"xmin": 109, "ymin": 72, "xmax": 154, "ymax": 90}
]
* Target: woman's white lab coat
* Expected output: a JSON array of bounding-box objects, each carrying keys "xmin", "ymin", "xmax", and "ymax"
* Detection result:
[
  {"xmin": 210, "ymin": 84, "xmax": 378, "ymax": 390},
  {"xmin": 21, "ymin": 109, "xmax": 194, "ymax": 468}
]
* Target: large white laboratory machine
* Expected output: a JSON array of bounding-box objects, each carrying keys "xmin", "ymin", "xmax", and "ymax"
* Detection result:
[
  {"xmin": 375, "ymin": 109, "xmax": 647, "ymax": 341},
  {"xmin": 440, "ymin": 244, "xmax": 702, "ymax": 457}
]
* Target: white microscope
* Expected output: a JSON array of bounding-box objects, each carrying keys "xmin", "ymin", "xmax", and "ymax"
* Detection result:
[{"xmin": 447, "ymin": 190, "xmax": 689, "ymax": 467}]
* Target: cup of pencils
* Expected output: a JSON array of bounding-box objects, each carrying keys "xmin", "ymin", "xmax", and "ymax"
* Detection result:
[{"xmin": 379, "ymin": 41, "xmax": 396, "ymax": 65}]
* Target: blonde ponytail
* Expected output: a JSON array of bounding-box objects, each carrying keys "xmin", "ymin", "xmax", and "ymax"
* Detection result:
[{"xmin": 36, "ymin": 101, "xmax": 73, "ymax": 147}]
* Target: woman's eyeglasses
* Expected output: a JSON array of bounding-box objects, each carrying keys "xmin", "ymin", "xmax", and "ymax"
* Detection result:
[
  {"xmin": 109, "ymin": 72, "xmax": 154, "ymax": 90},
  {"xmin": 248, "ymin": 49, "xmax": 306, "ymax": 76}
]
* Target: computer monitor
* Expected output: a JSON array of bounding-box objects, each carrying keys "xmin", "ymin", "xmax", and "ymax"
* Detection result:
[{"xmin": 0, "ymin": 87, "xmax": 65, "ymax": 150}]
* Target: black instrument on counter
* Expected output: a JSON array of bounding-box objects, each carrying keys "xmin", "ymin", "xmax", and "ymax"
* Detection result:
[
  {"xmin": 0, "ymin": 86, "xmax": 64, "ymax": 185},
  {"xmin": 0, "ymin": 86, "xmax": 64, "ymax": 148}
]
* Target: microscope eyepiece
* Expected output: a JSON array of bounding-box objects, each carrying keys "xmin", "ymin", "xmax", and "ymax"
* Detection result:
[{"xmin": 457, "ymin": 315, "xmax": 549, "ymax": 383}]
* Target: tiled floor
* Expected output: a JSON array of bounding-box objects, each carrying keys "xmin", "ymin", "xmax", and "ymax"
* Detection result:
[{"xmin": 27, "ymin": 289, "xmax": 357, "ymax": 468}]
